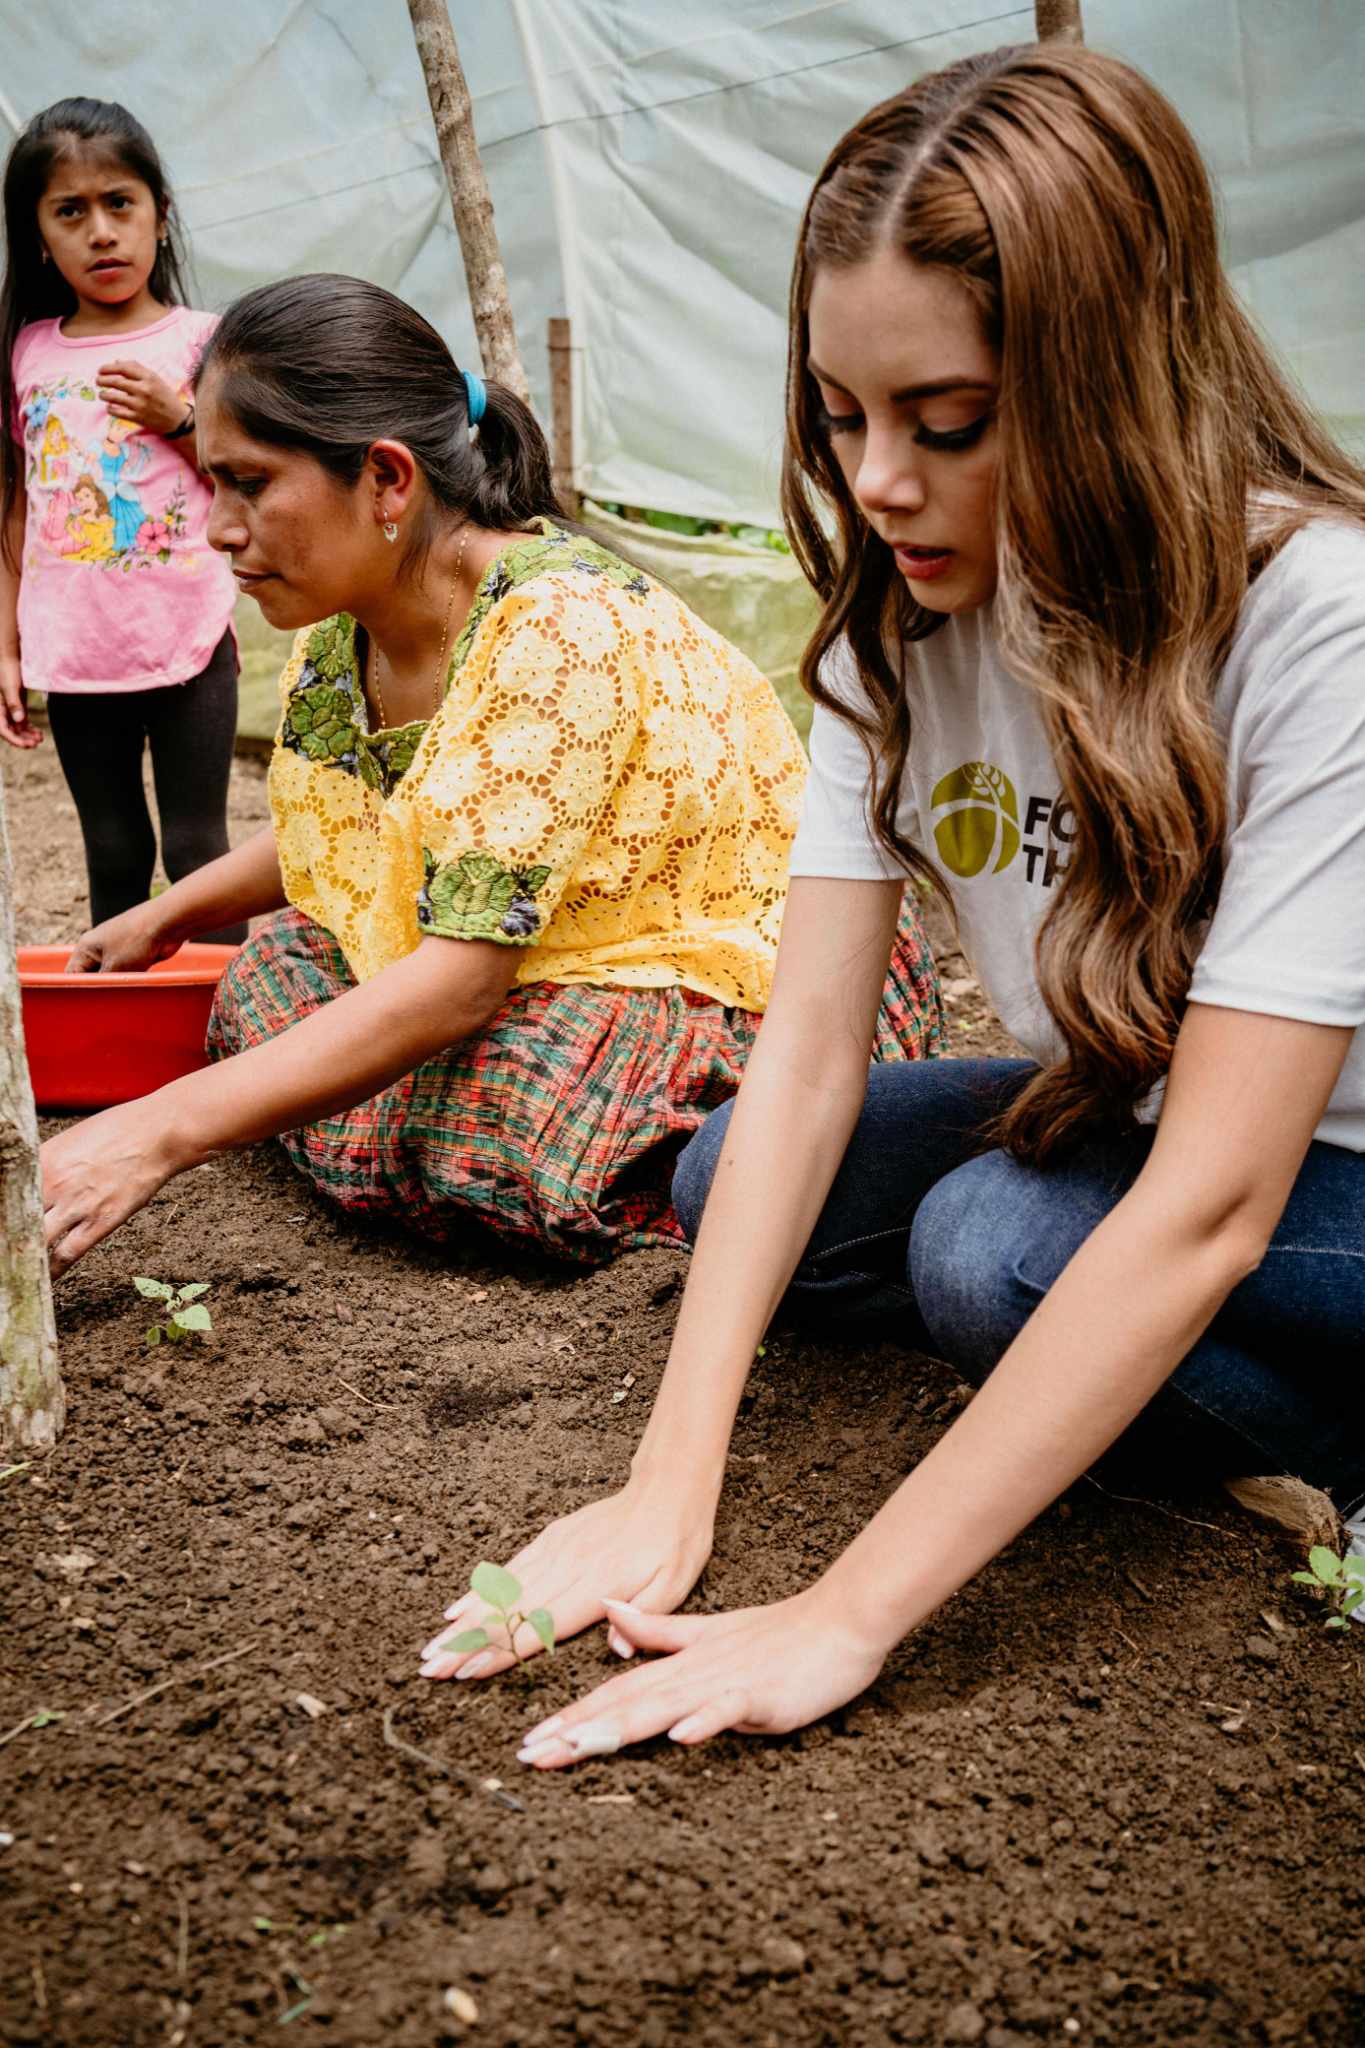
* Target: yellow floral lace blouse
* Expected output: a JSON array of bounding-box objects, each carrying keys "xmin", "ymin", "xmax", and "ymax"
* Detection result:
[{"xmin": 268, "ymin": 521, "xmax": 808, "ymax": 1008}]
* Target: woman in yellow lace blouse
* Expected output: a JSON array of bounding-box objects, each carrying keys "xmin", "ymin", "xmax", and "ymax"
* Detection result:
[{"xmin": 42, "ymin": 276, "xmax": 940, "ymax": 1271}]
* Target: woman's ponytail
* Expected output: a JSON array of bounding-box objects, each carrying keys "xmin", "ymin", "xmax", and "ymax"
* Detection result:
[{"xmin": 466, "ymin": 378, "xmax": 563, "ymax": 531}]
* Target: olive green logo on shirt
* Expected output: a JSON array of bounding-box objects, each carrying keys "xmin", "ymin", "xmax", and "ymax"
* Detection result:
[{"xmin": 930, "ymin": 761, "xmax": 1021, "ymax": 878}]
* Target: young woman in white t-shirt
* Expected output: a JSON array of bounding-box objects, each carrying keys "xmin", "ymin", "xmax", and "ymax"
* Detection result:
[{"xmin": 420, "ymin": 44, "xmax": 1365, "ymax": 1762}]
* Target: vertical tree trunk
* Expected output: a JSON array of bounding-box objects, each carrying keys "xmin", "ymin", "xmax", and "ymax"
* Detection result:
[
  {"xmin": 0, "ymin": 769, "xmax": 63, "ymax": 1451},
  {"xmin": 1035, "ymin": 0, "xmax": 1084, "ymax": 40},
  {"xmin": 406, "ymin": 0, "xmax": 532, "ymax": 404}
]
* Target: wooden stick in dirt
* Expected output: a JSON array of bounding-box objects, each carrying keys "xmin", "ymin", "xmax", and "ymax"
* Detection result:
[
  {"xmin": 1035, "ymin": 0, "xmax": 1083, "ymax": 40},
  {"xmin": 0, "ymin": 770, "xmax": 63, "ymax": 1452},
  {"xmin": 547, "ymin": 316, "xmax": 579, "ymax": 513},
  {"xmin": 406, "ymin": 0, "xmax": 531, "ymax": 403}
]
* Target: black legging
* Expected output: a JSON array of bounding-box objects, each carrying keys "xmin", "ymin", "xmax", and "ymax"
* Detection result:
[{"xmin": 46, "ymin": 630, "xmax": 246, "ymax": 942}]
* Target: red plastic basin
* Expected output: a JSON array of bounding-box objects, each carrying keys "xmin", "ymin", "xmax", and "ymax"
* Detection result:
[{"xmin": 19, "ymin": 944, "xmax": 239, "ymax": 1112}]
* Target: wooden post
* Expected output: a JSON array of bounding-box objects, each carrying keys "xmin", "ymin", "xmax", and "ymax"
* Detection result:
[
  {"xmin": 406, "ymin": 0, "xmax": 531, "ymax": 404},
  {"xmin": 1035, "ymin": 0, "xmax": 1083, "ymax": 39},
  {"xmin": 0, "ymin": 770, "xmax": 63, "ymax": 1452},
  {"xmin": 547, "ymin": 317, "xmax": 579, "ymax": 513}
]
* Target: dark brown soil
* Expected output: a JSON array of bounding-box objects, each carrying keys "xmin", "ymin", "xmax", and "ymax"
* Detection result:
[{"xmin": 4, "ymin": 741, "xmax": 1364, "ymax": 2048}]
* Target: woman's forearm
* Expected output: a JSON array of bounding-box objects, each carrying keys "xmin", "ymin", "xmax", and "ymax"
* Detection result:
[
  {"xmin": 156, "ymin": 938, "xmax": 514, "ymax": 1168},
  {"xmin": 632, "ymin": 1045, "xmax": 873, "ymax": 1497},
  {"xmin": 819, "ymin": 1185, "xmax": 1261, "ymax": 1646},
  {"xmin": 156, "ymin": 827, "xmax": 287, "ymax": 942},
  {"xmin": 630, "ymin": 879, "xmax": 905, "ymax": 1504}
]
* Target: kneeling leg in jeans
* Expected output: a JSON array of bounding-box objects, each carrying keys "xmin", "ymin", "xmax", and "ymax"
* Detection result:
[{"xmin": 673, "ymin": 1060, "xmax": 1365, "ymax": 1515}]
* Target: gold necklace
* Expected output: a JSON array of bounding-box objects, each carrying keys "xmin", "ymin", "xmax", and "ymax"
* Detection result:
[{"xmin": 368, "ymin": 525, "xmax": 470, "ymax": 732}]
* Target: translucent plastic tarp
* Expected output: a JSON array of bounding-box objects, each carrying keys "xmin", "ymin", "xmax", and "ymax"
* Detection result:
[{"xmin": 5, "ymin": 0, "xmax": 1361, "ymax": 526}]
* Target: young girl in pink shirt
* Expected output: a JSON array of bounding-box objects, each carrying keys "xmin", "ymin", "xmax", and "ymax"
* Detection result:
[{"xmin": 0, "ymin": 98, "xmax": 242, "ymax": 937}]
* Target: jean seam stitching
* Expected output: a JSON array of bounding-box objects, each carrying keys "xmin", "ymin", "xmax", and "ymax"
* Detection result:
[{"xmin": 804, "ymin": 1224, "xmax": 916, "ymax": 1267}]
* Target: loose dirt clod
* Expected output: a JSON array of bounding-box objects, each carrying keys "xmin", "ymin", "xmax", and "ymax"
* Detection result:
[{"xmin": 1223, "ymin": 1474, "xmax": 1341, "ymax": 1550}]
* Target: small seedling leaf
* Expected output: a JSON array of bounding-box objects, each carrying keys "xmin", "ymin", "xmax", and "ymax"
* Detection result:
[
  {"xmin": 1290, "ymin": 1571, "xmax": 1322, "ymax": 1586},
  {"xmin": 1327, "ymin": 1614, "xmax": 1347, "ymax": 1628},
  {"xmin": 177, "ymin": 1283, "xmax": 211, "ymax": 1302},
  {"xmin": 253, "ymin": 1915, "xmax": 274, "ymax": 1933},
  {"xmin": 442, "ymin": 1628, "xmax": 489, "ymax": 1654},
  {"xmin": 146, "ymin": 1326, "xmax": 162, "ymax": 1346},
  {"xmin": 526, "ymin": 1607, "xmax": 556, "ymax": 1654},
  {"xmin": 1343, "ymin": 1584, "xmax": 1364, "ymax": 1615},
  {"xmin": 172, "ymin": 1303, "xmax": 213, "ymax": 1333},
  {"xmin": 471, "ymin": 1561, "xmax": 522, "ymax": 1610},
  {"xmin": 30, "ymin": 1709, "xmax": 63, "ymax": 1729},
  {"xmin": 1308, "ymin": 1546, "xmax": 1344, "ymax": 1583},
  {"xmin": 134, "ymin": 1277, "xmax": 173, "ymax": 1300}
]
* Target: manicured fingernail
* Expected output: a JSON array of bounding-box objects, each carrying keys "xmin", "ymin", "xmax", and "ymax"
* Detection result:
[
  {"xmin": 420, "ymin": 1656, "xmax": 457, "ymax": 1680},
  {"xmin": 608, "ymin": 1629, "xmax": 635, "ymax": 1660},
  {"xmin": 564, "ymin": 1718, "xmax": 620, "ymax": 1758},
  {"xmin": 525, "ymin": 1713, "xmax": 563, "ymax": 1742},
  {"xmin": 443, "ymin": 1603, "xmax": 467, "ymax": 1622},
  {"xmin": 668, "ymin": 1714, "xmax": 705, "ymax": 1741},
  {"xmin": 601, "ymin": 1597, "xmax": 641, "ymax": 1617},
  {"xmin": 516, "ymin": 1739, "xmax": 561, "ymax": 1765},
  {"xmin": 455, "ymin": 1652, "xmax": 493, "ymax": 1681},
  {"xmin": 422, "ymin": 1631, "xmax": 455, "ymax": 1659}
]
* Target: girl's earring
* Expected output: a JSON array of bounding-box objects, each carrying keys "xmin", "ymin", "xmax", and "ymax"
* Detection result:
[
  {"xmin": 382, "ymin": 520, "xmax": 399, "ymax": 543},
  {"xmin": 40, "ymin": 247, "xmax": 50, "ymax": 265}
]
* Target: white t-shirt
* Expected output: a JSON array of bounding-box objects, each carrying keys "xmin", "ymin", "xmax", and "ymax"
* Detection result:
[{"xmin": 790, "ymin": 518, "xmax": 1365, "ymax": 1152}]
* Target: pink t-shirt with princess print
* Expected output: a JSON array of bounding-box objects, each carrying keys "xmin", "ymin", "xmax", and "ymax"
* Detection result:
[{"xmin": 11, "ymin": 305, "xmax": 236, "ymax": 692}]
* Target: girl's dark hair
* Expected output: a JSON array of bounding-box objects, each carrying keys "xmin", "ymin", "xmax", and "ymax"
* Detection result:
[
  {"xmin": 1, "ymin": 98, "xmax": 189, "ymax": 562},
  {"xmin": 196, "ymin": 273, "xmax": 566, "ymax": 564}
]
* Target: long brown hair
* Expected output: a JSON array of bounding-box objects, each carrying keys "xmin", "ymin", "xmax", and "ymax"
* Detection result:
[{"xmin": 783, "ymin": 43, "xmax": 1365, "ymax": 1160}]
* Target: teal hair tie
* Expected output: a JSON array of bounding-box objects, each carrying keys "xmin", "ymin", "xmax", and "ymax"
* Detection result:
[{"xmin": 463, "ymin": 369, "xmax": 487, "ymax": 425}]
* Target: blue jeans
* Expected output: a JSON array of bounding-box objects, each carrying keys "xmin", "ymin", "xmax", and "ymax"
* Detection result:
[{"xmin": 672, "ymin": 1060, "xmax": 1365, "ymax": 1517}]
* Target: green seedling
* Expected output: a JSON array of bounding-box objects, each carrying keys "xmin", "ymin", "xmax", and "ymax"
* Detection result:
[
  {"xmin": 441, "ymin": 1561, "xmax": 555, "ymax": 1664},
  {"xmin": 134, "ymin": 1277, "xmax": 213, "ymax": 1348},
  {"xmin": 1291, "ymin": 1544, "xmax": 1365, "ymax": 1628},
  {"xmin": 29, "ymin": 1708, "xmax": 63, "ymax": 1730}
]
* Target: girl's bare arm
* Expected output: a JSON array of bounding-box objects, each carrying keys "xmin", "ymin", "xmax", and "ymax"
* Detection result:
[{"xmin": 0, "ymin": 478, "xmax": 39, "ymax": 750}]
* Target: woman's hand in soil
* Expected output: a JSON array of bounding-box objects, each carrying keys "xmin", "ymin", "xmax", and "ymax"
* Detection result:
[
  {"xmin": 43, "ymin": 1101, "xmax": 179, "ymax": 1276},
  {"xmin": 66, "ymin": 900, "xmax": 182, "ymax": 974},
  {"xmin": 512, "ymin": 1586, "xmax": 889, "ymax": 1767},
  {"xmin": 420, "ymin": 1485, "xmax": 716, "ymax": 1682}
]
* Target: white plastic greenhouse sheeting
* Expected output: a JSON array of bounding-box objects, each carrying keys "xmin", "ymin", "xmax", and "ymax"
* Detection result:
[{"xmin": 4, "ymin": 0, "xmax": 1361, "ymax": 525}]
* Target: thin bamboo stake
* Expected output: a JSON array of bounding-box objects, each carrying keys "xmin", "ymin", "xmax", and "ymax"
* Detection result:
[
  {"xmin": 406, "ymin": 0, "xmax": 531, "ymax": 403},
  {"xmin": 0, "ymin": 767, "xmax": 63, "ymax": 1451},
  {"xmin": 1035, "ymin": 0, "xmax": 1084, "ymax": 40},
  {"xmin": 547, "ymin": 317, "xmax": 579, "ymax": 512}
]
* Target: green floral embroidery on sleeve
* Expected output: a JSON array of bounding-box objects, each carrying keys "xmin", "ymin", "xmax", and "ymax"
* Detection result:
[
  {"xmin": 281, "ymin": 681, "xmax": 362, "ymax": 768},
  {"xmin": 416, "ymin": 850, "xmax": 553, "ymax": 944}
]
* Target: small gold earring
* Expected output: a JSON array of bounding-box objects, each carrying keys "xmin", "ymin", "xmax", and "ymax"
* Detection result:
[{"xmin": 383, "ymin": 520, "xmax": 399, "ymax": 543}]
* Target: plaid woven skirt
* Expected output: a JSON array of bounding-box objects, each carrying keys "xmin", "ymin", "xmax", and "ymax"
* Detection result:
[{"xmin": 207, "ymin": 905, "xmax": 944, "ymax": 1263}]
